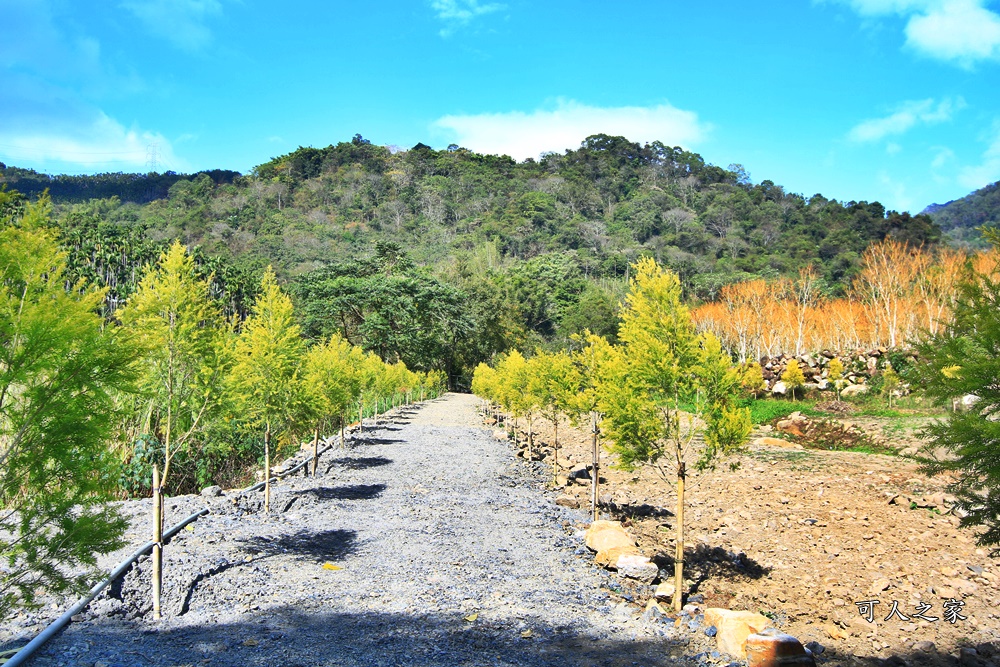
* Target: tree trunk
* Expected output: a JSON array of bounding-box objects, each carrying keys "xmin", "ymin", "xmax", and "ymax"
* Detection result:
[
  {"xmin": 591, "ymin": 412, "xmax": 600, "ymax": 522},
  {"xmin": 264, "ymin": 424, "xmax": 271, "ymax": 514},
  {"xmin": 674, "ymin": 461, "xmax": 686, "ymax": 613},
  {"xmin": 358, "ymin": 403, "xmax": 364, "ymax": 433},
  {"xmin": 312, "ymin": 427, "xmax": 320, "ymax": 478},
  {"xmin": 340, "ymin": 418, "xmax": 346, "ymax": 449}
]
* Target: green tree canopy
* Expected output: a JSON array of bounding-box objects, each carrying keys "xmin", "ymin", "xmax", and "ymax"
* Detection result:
[{"xmin": 0, "ymin": 197, "xmax": 135, "ymax": 620}]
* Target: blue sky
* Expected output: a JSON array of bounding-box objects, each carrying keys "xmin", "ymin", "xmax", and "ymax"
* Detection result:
[{"xmin": 3, "ymin": 1, "xmax": 1000, "ymax": 213}]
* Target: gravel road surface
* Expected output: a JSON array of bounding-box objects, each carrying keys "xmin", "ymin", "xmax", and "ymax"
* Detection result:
[{"xmin": 10, "ymin": 394, "xmax": 713, "ymax": 667}]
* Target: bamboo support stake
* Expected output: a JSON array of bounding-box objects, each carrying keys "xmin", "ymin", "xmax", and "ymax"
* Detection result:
[
  {"xmin": 312, "ymin": 427, "xmax": 320, "ymax": 478},
  {"xmin": 151, "ymin": 465, "xmax": 163, "ymax": 621},
  {"xmin": 591, "ymin": 412, "xmax": 600, "ymax": 522},
  {"xmin": 674, "ymin": 462, "xmax": 686, "ymax": 613},
  {"xmin": 264, "ymin": 426, "xmax": 271, "ymax": 513}
]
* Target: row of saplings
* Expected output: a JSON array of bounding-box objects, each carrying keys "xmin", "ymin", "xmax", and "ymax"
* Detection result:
[
  {"xmin": 472, "ymin": 257, "xmax": 756, "ymax": 615},
  {"xmin": 123, "ymin": 241, "xmax": 446, "ymax": 507}
]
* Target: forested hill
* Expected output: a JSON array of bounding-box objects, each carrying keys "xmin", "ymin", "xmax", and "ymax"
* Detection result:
[
  {"xmin": 924, "ymin": 180, "xmax": 1000, "ymax": 247},
  {"xmin": 0, "ymin": 163, "xmax": 240, "ymax": 204},
  {"xmin": 0, "ymin": 134, "xmax": 943, "ymax": 386}
]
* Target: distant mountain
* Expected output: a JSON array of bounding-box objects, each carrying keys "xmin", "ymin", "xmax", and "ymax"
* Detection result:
[{"xmin": 923, "ymin": 181, "xmax": 1000, "ymax": 247}]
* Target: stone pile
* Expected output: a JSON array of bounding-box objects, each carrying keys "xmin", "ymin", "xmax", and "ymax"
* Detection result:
[{"xmin": 758, "ymin": 348, "xmax": 917, "ymax": 396}]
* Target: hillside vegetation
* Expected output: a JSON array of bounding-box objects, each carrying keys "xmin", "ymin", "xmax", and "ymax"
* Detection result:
[
  {"xmin": 924, "ymin": 179, "xmax": 1000, "ymax": 247},
  {"xmin": 2, "ymin": 134, "xmax": 945, "ymax": 387}
]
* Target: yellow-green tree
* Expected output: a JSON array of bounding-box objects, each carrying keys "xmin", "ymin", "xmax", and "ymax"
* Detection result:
[
  {"xmin": 531, "ymin": 351, "xmax": 581, "ymax": 483},
  {"xmin": 781, "ymin": 359, "xmax": 805, "ymax": 399},
  {"xmin": 0, "ymin": 197, "xmax": 134, "ymax": 621},
  {"xmin": 569, "ymin": 331, "xmax": 620, "ymax": 520},
  {"xmin": 605, "ymin": 257, "xmax": 750, "ymax": 611},
  {"xmin": 119, "ymin": 240, "xmax": 227, "ymax": 493},
  {"xmin": 828, "ymin": 357, "xmax": 845, "ymax": 400},
  {"xmin": 228, "ymin": 267, "xmax": 305, "ymax": 512},
  {"xmin": 496, "ymin": 350, "xmax": 530, "ymax": 447},
  {"xmin": 303, "ymin": 334, "xmax": 360, "ymax": 473},
  {"xmin": 882, "ymin": 363, "xmax": 901, "ymax": 408}
]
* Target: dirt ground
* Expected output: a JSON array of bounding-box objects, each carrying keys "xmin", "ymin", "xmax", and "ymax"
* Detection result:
[{"xmin": 497, "ymin": 404, "xmax": 1000, "ymax": 666}]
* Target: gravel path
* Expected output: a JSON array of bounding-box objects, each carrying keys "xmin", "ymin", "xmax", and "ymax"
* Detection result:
[{"xmin": 14, "ymin": 394, "xmax": 713, "ymax": 667}]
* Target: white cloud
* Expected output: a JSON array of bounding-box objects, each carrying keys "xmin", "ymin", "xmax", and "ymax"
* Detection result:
[
  {"xmin": 931, "ymin": 146, "xmax": 956, "ymax": 168},
  {"xmin": 433, "ymin": 100, "xmax": 708, "ymax": 161},
  {"xmin": 0, "ymin": 109, "xmax": 185, "ymax": 172},
  {"xmin": 905, "ymin": 0, "xmax": 1000, "ymax": 66},
  {"xmin": 847, "ymin": 97, "xmax": 962, "ymax": 142},
  {"xmin": 878, "ymin": 170, "xmax": 915, "ymax": 211},
  {"xmin": 832, "ymin": 0, "xmax": 1000, "ymax": 66},
  {"xmin": 958, "ymin": 127, "xmax": 1000, "ymax": 189},
  {"xmin": 430, "ymin": 0, "xmax": 504, "ymax": 36},
  {"xmin": 120, "ymin": 0, "xmax": 223, "ymax": 51}
]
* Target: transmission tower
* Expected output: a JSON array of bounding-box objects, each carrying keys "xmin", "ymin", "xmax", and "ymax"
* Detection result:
[{"xmin": 145, "ymin": 142, "xmax": 160, "ymax": 173}]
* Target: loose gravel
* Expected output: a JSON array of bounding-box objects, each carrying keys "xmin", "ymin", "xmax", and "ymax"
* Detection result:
[{"xmin": 5, "ymin": 394, "xmax": 722, "ymax": 667}]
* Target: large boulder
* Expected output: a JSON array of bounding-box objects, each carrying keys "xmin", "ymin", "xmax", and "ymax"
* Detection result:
[
  {"xmin": 840, "ymin": 383, "xmax": 868, "ymax": 398},
  {"xmin": 771, "ymin": 381, "xmax": 787, "ymax": 396},
  {"xmin": 704, "ymin": 608, "xmax": 773, "ymax": 658}
]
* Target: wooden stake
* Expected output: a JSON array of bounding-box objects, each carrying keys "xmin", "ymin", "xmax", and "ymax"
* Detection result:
[
  {"xmin": 674, "ymin": 462, "xmax": 686, "ymax": 613},
  {"xmin": 591, "ymin": 412, "xmax": 600, "ymax": 522},
  {"xmin": 152, "ymin": 464, "xmax": 163, "ymax": 621},
  {"xmin": 312, "ymin": 427, "xmax": 320, "ymax": 478},
  {"xmin": 264, "ymin": 425, "xmax": 271, "ymax": 513}
]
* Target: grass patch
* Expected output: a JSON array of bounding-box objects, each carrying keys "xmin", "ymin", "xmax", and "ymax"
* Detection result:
[{"xmin": 737, "ymin": 398, "xmax": 824, "ymax": 425}]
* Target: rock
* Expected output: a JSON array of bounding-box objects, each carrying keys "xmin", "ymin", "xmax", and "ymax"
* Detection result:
[
  {"xmin": 815, "ymin": 379, "xmax": 830, "ymax": 390},
  {"xmin": 912, "ymin": 640, "xmax": 936, "ymax": 652},
  {"xmin": 615, "ymin": 553, "xmax": 658, "ymax": 583},
  {"xmin": 705, "ymin": 625, "xmax": 717, "ymax": 637},
  {"xmin": 823, "ymin": 623, "xmax": 848, "ymax": 640},
  {"xmin": 568, "ymin": 464, "xmax": 591, "ymax": 480},
  {"xmin": 642, "ymin": 601, "xmax": 665, "ymax": 621},
  {"xmin": 654, "ymin": 582, "xmax": 676, "ymax": 602},
  {"xmin": 585, "ymin": 520, "xmax": 637, "ymax": 553},
  {"xmin": 775, "ymin": 413, "xmax": 808, "ymax": 437},
  {"xmin": 554, "ymin": 494, "xmax": 578, "ymax": 508},
  {"xmin": 868, "ymin": 578, "xmax": 891, "ymax": 595},
  {"xmin": 745, "ymin": 629, "xmax": 816, "ymax": 667},
  {"xmin": 804, "ymin": 641, "xmax": 825, "ymax": 655},
  {"xmin": 954, "ymin": 394, "xmax": 980, "ymax": 412},
  {"xmin": 554, "ymin": 474, "xmax": 570, "ymax": 487},
  {"xmin": 493, "ymin": 430, "xmax": 508, "ymax": 441},
  {"xmin": 704, "ymin": 608, "xmax": 773, "ymax": 658},
  {"xmin": 753, "ymin": 437, "xmax": 803, "ymax": 450},
  {"xmin": 772, "ymin": 381, "xmax": 787, "ymax": 396},
  {"xmin": 840, "ymin": 383, "xmax": 869, "ymax": 398},
  {"xmin": 200, "ymin": 485, "xmax": 223, "ymax": 497},
  {"xmin": 585, "ymin": 520, "xmax": 641, "ymax": 567}
]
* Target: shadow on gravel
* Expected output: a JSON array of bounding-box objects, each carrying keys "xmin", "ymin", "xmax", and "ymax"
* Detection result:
[
  {"xmin": 293, "ymin": 484, "xmax": 387, "ymax": 501},
  {"xmin": 335, "ymin": 456, "xmax": 393, "ymax": 470},
  {"xmin": 240, "ymin": 528, "xmax": 358, "ymax": 563},
  {"xmin": 351, "ymin": 436, "xmax": 405, "ymax": 446},
  {"xmin": 22, "ymin": 604, "xmax": 1000, "ymax": 667},
  {"xmin": 31, "ymin": 605, "xmax": 703, "ymax": 667}
]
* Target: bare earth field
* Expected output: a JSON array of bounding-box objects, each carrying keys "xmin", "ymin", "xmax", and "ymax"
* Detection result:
[{"xmin": 508, "ymin": 405, "xmax": 1000, "ymax": 666}]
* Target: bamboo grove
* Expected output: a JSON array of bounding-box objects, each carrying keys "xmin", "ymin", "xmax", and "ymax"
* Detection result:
[
  {"xmin": 472, "ymin": 257, "xmax": 753, "ymax": 612},
  {"xmin": 691, "ymin": 239, "xmax": 1000, "ymax": 361},
  {"xmin": 0, "ymin": 197, "xmax": 444, "ymax": 618}
]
